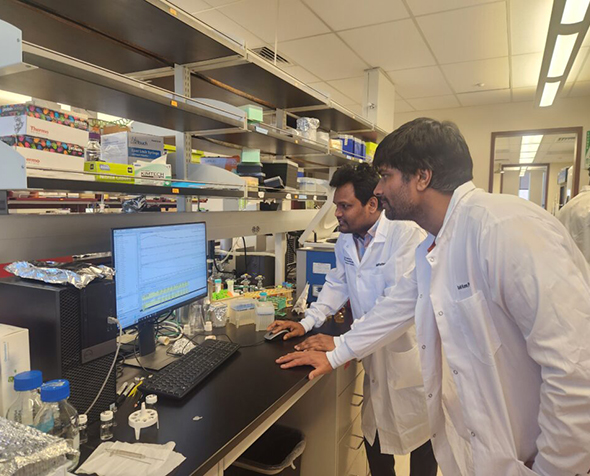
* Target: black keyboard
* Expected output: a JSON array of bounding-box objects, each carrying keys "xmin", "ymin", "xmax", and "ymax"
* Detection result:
[{"xmin": 142, "ymin": 339, "xmax": 240, "ymax": 399}]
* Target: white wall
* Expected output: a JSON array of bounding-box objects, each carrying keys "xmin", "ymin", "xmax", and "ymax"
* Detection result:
[{"xmin": 394, "ymin": 96, "xmax": 590, "ymax": 194}]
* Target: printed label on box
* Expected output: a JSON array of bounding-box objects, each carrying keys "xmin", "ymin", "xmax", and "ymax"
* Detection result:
[{"xmin": 312, "ymin": 262, "xmax": 331, "ymax": 275}]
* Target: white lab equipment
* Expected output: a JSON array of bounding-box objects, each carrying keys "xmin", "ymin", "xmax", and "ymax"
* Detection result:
[{"xmin": 128, "ymin": 402, "xmax": 159, "ymax": 440}]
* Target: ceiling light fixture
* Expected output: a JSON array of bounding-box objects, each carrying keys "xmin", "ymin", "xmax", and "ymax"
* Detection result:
[
  {"xmin": 519, "ymin": 135, "xmax": 543, "ymax": 164},
  {"xmin": 536, "ymin": 0, "xmax": 590, "ymax": 107},
  {"xmin": 562, "ymin": 0, "xmax": 590, "ymax": 24}
]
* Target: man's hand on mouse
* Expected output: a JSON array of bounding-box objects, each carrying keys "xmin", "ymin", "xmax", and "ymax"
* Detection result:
[
  {"xmin": 294, "ymin": 334, "xmax": 335, "ymax": 352},
  {"xmin": 266, "ymin": 320, "xmax": 305, "ymax": 340}
]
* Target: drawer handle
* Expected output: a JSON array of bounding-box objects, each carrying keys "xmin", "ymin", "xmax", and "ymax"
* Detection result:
[
  {"xmin": 351, "ymin": 392, "xmax": 364, "ymax": 407},
  {"xmin": 347, "ymin": 434, "xmax": 364, "ymax": 451}
]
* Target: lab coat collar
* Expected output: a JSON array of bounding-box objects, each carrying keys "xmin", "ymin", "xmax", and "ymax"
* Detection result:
[
  {"xmin": 436, "ymin": 181, "xmax": 476, "ymax": 244},
  {"xmin": 373, "ymin": 211, "xmax": 389, "ymax": 244}
]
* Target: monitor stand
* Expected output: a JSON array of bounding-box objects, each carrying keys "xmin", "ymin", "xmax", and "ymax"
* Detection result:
[
  {"xmin": 123, "ymin": 345, "xmax": 177, "ymax": 371},
  {"xmin": 123, "ymin": 318, "xmax": 177, "ymax": 371}
]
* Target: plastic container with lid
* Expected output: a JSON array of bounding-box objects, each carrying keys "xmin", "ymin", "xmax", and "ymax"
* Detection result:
[
  {"xmin": 145, "ymin": 394, "xmax": 158, "ymax": 411},
  {"xmin": 6, "ymin": 370, "xmax": 43, "ymax": 426},
  {"xmin": 34, "ymin": 379, "xmax": 80, "ymax": 470},
  {"xmin": 229, "ymin": 298, "xmax": 256, "ymax": 328},
  {"xmin": 100, "ymin": 410, "xmax": 114, "ymax": 441},
  {"xmin": 78, "ymin": 414, "xmax": 88, "ymax": 445},
  {"xmin": 255, "ymin": 301, "xmax": 275, "ymax": 331}
]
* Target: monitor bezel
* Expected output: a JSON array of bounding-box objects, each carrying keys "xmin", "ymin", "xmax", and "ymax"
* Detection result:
[{"xmin": 111, "ymin": 221, "xmax": 208, "ymax": 330}]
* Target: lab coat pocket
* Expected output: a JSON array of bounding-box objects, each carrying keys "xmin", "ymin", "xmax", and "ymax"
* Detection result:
[
  {"xmin": 387, "ymin": 345, "xmax": 423, "ymax": 390},
  {"xmin": 456, "ymin": 291, "xmax": 501, "ymax": 366}
]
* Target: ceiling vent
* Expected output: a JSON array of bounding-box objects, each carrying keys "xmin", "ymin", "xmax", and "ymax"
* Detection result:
[
  {"xmin": 557, "ymin": 136, "xmax": 575, "ymax": 142},
  {"xmin": 252, "ymin": 47, "xmax": 292, "ymax": 65}
]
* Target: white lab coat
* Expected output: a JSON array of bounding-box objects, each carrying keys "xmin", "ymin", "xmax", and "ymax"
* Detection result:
[
  {"xmin": 327, "ymin": 182, "xmax": 590, "ymax": 476},
  {"xmin": 300, "ymin": 214, "xmax": 431, "ymax": 455},
  {"xmin": 557, "ymin": 185, "xmax": 590, "ymax": 263}
]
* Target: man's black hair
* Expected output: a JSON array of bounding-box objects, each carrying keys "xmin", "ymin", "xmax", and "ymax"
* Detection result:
[
  {"xmin": 373, "ymin": 117, "xmax": 473, "ymax": 193},
  {"xmin": 330, "ymin": 163, "xmax": 381, "ymax": 206}
]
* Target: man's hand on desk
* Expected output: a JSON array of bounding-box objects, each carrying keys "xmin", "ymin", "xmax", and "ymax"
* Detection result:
[
  {"xmin": 294, "ymin": 334, "xmax": 335, "ymax": 352},
  {"xmin": 276, "ymin": 351, "xmax": 333, "ymax": 380},
  {"xmin": 267, "ymin": 320, "xmax": 305, "ymax": 340}
]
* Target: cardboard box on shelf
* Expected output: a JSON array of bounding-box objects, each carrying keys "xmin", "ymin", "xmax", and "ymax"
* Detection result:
[
  {"xmin": 0, "ymin": 324, "xmax": 30, "ymax": 418},
  {"xmin": 84, "ymin": 161, "xmax": 135, "ymax": 184},
  {"xmin": 200, "ymin": 156, "xmax": 239, "ymax": 172},
  {"xmin": 9, "ymin": 146, "xmax": 91, "ymax": 181},
  {"xmin": 134, "ymin": 156, "xmax": 171, "ymax": 186},
  {"xmin": 1, "ymin": 135, "xmax": 84, "ymax": 157},
  {"xmin": 0, "ymin": 115, "xmax": 89, "ymax": 148},
  {"xmin": 101, "ymin": 132, "xmax": 164, "ymax": 164},
  {"xmin": 0, "ymin": 103, "xmax": 88, "ymax": 131}
]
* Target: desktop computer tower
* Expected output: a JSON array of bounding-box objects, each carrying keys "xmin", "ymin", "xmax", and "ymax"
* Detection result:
[{"xmin": 0, "ymin": 278, "xmax": 118, "ymax": 422}]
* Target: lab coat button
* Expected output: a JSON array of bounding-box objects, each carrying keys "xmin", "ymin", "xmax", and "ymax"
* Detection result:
[
  {"xmin": 421, "ymin": 345, "xmax": 426, "ymax": 350},
  {"xmin": 371, "ymin": 379, "xmax": 376, "ymax": 384},
  {"xmin": 453, "ymin": 370, "xmax": 458, "ymax": 375},
  {"xmin": 419, "ymin": 294, "xmax": 423, "ymax": 299},
  {"xmin": 438, "ymin": 311, "xmax": 443, "ymax": 316},
  {"xmin": 471, "ymin": 431, "xmax": 476, "ymax": 437},
  {"xmin": 429, "ymin": 257, "xmax": 435, "ymax": 263},
  {"xmin": 432, "ymin": 433, "xmax": 436, "ymax": 438},
  {"xmin": 428, "ymin": 393, "xmax": 433, "ymax": 398}
]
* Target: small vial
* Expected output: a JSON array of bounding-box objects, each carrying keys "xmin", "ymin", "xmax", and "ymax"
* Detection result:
[
  {"xmin": 78, "ymin": 414, "xmax": 88, "ymax": 445},
  {"xmin": 145, "ymin": 394, "xmax": 157, "ymax": 411},
  {"xmin": 100, "ymin": 410, "xmax": 114, "ymax": 441}
]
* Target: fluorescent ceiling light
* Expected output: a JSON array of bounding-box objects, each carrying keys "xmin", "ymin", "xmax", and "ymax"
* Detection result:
[
  {"xmin": 539, "ymin": 82, "xmax": 561, "ymax": 107},
  {"xmin": 548, "ymin": 33, "xmax": 579, "ymax": 77},
  {"xmin": 562, "ymin": 0, "xmax": 590, "ymax": 24},
  {"xmin": 522, "ymin": 135, "xmax": 544, "ymax": 145},
  {"xmin": 519, "ymin": 134, "xmax": 543, "ymax": 164},
  {"xmin": 519, "ymin": 157, "xmax": 535, "ymax": 164}
]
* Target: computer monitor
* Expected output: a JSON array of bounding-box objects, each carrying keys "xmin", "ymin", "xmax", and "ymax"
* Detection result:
[{"xmin": 112, "ymin": 222, "xmax": 208, "ymax": 362}]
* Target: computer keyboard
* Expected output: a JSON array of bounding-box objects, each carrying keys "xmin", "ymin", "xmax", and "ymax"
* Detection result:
[{"xmin": 142, "ymin": 339, "xmax": 240, "ymax": 399}]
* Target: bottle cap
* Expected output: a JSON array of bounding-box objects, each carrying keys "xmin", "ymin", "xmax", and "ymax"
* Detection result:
[
  {"xmin": 215, "ymin": 279, "xmax": 222, "ymax": 283},
  {"xmin": 79, "ymin": 414, "xmax": 88, "ymax": 425},
  {"xmin": 100, "ymin": 410, "xmax": 114, "ymax": 422},
  {"xmin": 260, "ymin": 292, "xmax": 268, "ymax": 297},
  {"xmin": 40, "ymin": 379, "xmax": 70, "ymax": 402},
  {"xmin": 146, "ymin": 394, "xmax": 157, "ymax": 405},
  {"xmin": 14, "ymin": 370, "xmax": 43, "ymax": 391},
  {"xmin": 204, "ymin": 321, "xmax": 213, "ymax": 332}
]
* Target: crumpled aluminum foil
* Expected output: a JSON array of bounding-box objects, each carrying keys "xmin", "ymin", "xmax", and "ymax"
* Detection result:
[
  {"xmin": 0, "ymin": 417, "xmax": 77, "ymax": 476},
  {"xmin": 121, "ymin": 195, "xmax": 147, "ymax": 213},
  {"xmin": 5, "ymin": 261, "xmax": 114, "ymax": 290},
  {"xmin": 296, "ymin": 117, "xmax": 320, "ymax": 133}
]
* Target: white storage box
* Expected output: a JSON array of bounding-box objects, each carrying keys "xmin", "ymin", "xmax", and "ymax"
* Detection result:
[
  {"xmin": 12, "ymin": 146, "xmax": 92, "ymax": 181},
  {"xmin": 0, "ymin": 324, "xmax": 31, "ymax": 418},
  {"xmin": 0, "ymin": 115, "xmax": 89, "ymax": 147},
  {"xmin": 228, "ymin": 299, "xmax": 256, "ymax": 328},
  {"xmin": 101, "ymin": 132, "xmax": 164, "ymax": 164}
]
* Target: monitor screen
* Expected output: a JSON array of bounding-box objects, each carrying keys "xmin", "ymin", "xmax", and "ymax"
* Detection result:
[{"xmin": 112, "ymin": 222, "xmax": 208, "ymax": 330}]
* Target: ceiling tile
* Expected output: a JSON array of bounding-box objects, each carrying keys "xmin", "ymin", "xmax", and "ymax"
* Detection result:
[
  {"xmin": 511, "ymin": 53, "xmax": 542, "ymax": 89},
  {"xmin": 387, "ymin": 66, "xmax": 453, "ymax": 98},
  {"xmin": 510, "ymin": 0, "xmax": 552, "ymax": 55},
  {"xmin": 564, "ymin": 82, "xmax": 590, "ymax": 97},
  {"xmin": 279, "ymin": 34, "xmax": 367, "ymax": 81},
  {"xmin": 407, "ymin": 95, "xmax": 460, "ymax": 111},
  {"xmin": 328, "ymin": 76, "xmax": 365, "ymax": 104},
  {"xmin": 457, "ymin": 89, "xmax": 511, "ymax": 107},
  {"xmin": 395, "ymin": 99, "xmax": 415, "ymax": 113},
  {"xmin": 170, "ymin": 0, "xmax": 211, "ymax": 14},
  {"xmin": 280, "ymin": 65, "xmax": 321, "ymax": 84},
  {"xmin": 512, "ymin": 87, "xmax": 537, "ymax": 102},
  {"xmin": 304, "ymin": 0, "xmax": 409, "ymax": 31},
  {"xmin": 569, "ymin": 47, "xmax": 590, "ymax": 82},
  {"xmin": 417, "ymin": 2, "xmax": 508, "ymax": 64},
  {"xmin": 196, "ymin": 9, "xmax": 267, "ymax": 48},
  {"xmin": 339, "ymin": 19, "xmax": 436, "ymax": 71},
  {"xmin": 442, "ymin": 57, "xmax": 509, "ymax": 93},
  {"xmin": 219, "ymin": 0, "xmax": 330, "ymax": 44},
  {"xmin": 406, "ymin": 0, "xmax": 493, "ymax": 16},
  {"xmin": 310, "ymin": 82, "xmax": 356, "ymax": 105}
]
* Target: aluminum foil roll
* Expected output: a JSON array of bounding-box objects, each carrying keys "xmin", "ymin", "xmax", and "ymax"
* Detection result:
[
  {"xmin": 5, "ymin": 261, "xmax": 114, "ymax": 290},
  {"xmin": 0, "ymin": 417, "xmax": 76, "ymax": 476},
  {"xmin": 296, "ymin": 117, "xmax": 320, "ymax": 133}
]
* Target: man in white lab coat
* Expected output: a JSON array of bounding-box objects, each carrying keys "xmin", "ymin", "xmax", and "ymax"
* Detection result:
[
  {"xmin": 557, "ymin": 173, "xmax": 590, "ymax": 263},
  {"xmin": 268, "ymin": 163, "xmax": 436, "ymax": 475},
  {"xmin": 278, "ymin": 118, "xmax": 590, "ymax": 476}
]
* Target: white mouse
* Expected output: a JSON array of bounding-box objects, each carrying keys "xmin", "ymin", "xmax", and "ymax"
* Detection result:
[{"xmin": 264, "ymin": 329, "xmax": 289, "ymax": 341}]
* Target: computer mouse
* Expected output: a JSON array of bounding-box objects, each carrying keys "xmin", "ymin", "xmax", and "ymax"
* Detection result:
[{"xmin": 264, "ymin": 329, "xmax": 289, "ymax": 341}]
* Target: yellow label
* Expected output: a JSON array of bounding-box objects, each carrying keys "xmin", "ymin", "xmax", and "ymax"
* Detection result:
[
  {"xmin": 169, "ymin": 7, "xmax": 177, "ymax": 15},
  {"xmin": 172, "ymin": 188, "xmax": 180, "ymax": 194},
  {"xmin": 171, "ymin": 100, "xmax": 178, "ymax": 107}
]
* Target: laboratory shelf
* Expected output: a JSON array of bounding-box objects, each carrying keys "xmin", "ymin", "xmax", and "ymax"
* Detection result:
[{"xmin": 0, "ymin": 42, "xmax": 247, "ymax": 133}]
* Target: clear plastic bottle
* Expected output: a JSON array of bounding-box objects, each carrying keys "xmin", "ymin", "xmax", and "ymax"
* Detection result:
[
  {"xmin": 259, "ymin": 292, "xmax": 268, "ymax": 302},
  {"xmin": 85, "ymin": 131, "xmax": 101, "ymax": 162},
  {"xmin": 78, "ymin": 414, "xmax": 88, "ymax": 445},
  {"xmin": 100, "ymin": 410, "xmax": 114, "ymax": 441},
  {"xmin": 34, "ymin": 379, "xmax": 80, "ymax": 470},
  {"xmin": 6, "ymin": 370, "xmax": 43, "ymax": 426}
]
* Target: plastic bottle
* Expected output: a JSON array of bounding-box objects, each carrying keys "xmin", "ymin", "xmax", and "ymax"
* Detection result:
[
  {"xmin": 85, "ymin": 131, "xmax": 101, "ymax": 162},
  {"xmin": 6, "ymin": 370, "xmax": 43, "ymax": 426},
  {"xmin": 100, "ymin": 410, "xmax": 114, "ymax": 441},
  {"xmin": 259, "ymin": 292, "xmax": 268, "ymax": 302},
  {"xmin": 214, "ymin": 278, "xmax": 222, "ymax": 294},
  {"xmin": 35, "ymin": 379, "xmax": 80, "ymax": 470},
  {"xmin": 78, "ymin": 414, "xmax": 88, "ymax": 445},
  {"xmin": 145, "ymin": 394, "xmax": 157, "ymax": 411}
]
